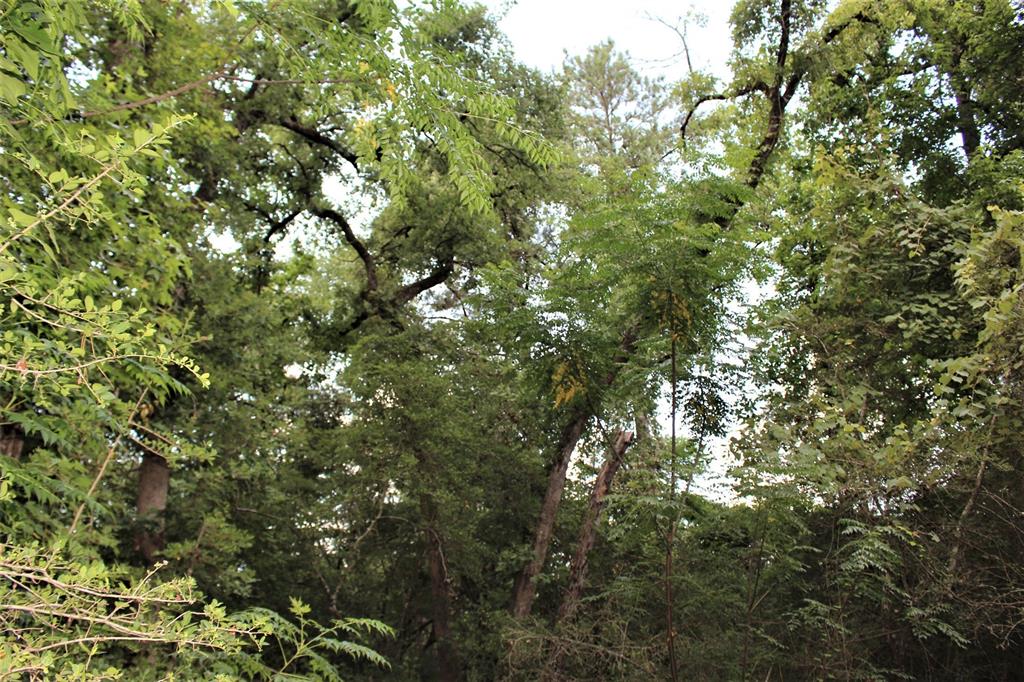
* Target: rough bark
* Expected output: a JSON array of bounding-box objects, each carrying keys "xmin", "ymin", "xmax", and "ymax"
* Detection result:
[
  {"xmin": 511, "ymin": 326, "xmax": 638, "ymax": 618},
  {"xmin": 135, "ymin": 452, "xmax": 170, "ymax": 565},
  {"xmin": 511, "ymin": 408, "xmax": 590, "ymax": 618},
  {"xmin": 557, "ymin": 429, "xmax": 634, "ymax": 622}
]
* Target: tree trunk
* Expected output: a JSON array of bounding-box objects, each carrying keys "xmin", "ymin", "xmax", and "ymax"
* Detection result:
[
  {"xmin": 422, "ymin": 499, "xmax": 462, "ymax": 682},
  {"xmin": 0, "ymin": 424, "xmax": 24, "ymax": 459},
  {"xmin": 511, "ymin": 408, "xmax": 590, "ymax": 618},
  {"xmin": 950, "ymin": 41, "xmax": 981, "ymax": 163},
  {"xmin": 511, "ymin": 326, "xmax": 638, "ymax": 618},
  {"xmin": 541, "ymin": 430, "xmax": 635, "ymax": 680},
  {"xmin": 135, "ymin": 452, "xmax": 170, "ymax": 565},
  {"xmin": 414, "ymin": 446, "xmax": 463, "ymax": 682},
  {"xmin": 557, "ymin": 429, "xmax": 633, "ymax": 622}
]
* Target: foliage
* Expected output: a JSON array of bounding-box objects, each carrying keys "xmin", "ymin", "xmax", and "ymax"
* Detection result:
[{"xmin": 3, "ymin": 0, "xmax": 1024, "ymax": 679}]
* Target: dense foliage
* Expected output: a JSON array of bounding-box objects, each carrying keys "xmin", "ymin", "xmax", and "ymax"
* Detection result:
[{"xmin": 2, "ymin": 0, "xmax": 1023, "ymax": 679}]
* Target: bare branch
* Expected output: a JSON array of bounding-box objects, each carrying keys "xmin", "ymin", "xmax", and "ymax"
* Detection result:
[
  {"xmin": 679, "ymin": 81, "xmax": 769, "ymax": 141},
  {"xmin": 279, "ymin": 117, "xmax": 362, "ymax": 172},
  {"xmin": 309, "ymin": 205, "xmax": 378, "ymax": 292},
  {"xmin": 241, "ymin": 202, "xmax": 304, "ymax": 244},
  {"xmin": 395, "ymin": 258, "xmax": 455, "ymax": 306}
]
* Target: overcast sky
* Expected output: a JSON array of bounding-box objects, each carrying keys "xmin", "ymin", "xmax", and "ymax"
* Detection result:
[{"xmin": 479, "ymin": 0, "xmax": 734, "ymax": 79}]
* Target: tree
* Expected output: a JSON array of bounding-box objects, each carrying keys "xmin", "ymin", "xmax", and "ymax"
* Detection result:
[
  {"xmin": 730, "ymin": 0, "xmax": 1024, "ymax": 677},
  {"xmin": 5, "ymin": 0, "xmax": 1024, "ymax": 679},
  {"xmin": 1, "ymin": 0, "xmax": 550, "ymax": 676}
]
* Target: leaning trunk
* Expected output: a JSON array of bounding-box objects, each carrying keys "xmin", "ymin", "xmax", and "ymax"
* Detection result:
[
  {"xmin": 510, "ymin": 408, "xmax": 590, "ymax": 618},
  {"xmin": 511, "ymin": 326, "xmax": 638, "ymax": 618},
  {"xmin": 557, "ymin": 429, "xmax": 633, "ymax": 622},
  {"xmin": 542, "ymin": 429, "xmax": 634, "ymax": 681}
]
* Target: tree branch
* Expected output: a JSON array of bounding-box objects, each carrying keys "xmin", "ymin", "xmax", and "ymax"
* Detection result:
[
  {"xmin": 680, "ymin": 3, "xmax": 874, "ymax": 186},
  {"xmin": 680, "ymin": 81, "xmax": 769, "ymax": 141},
  {"xmin": 309, "ymin": 205, "xmax": 378, "ymax": 292},
  {"xmin": 395, "ymin": 258, "xmax": 456, "ymax": 306},
  {"xmin": 279, "ymin": 117, "xmax": 362, "ymax": 171},
  {"xmin": 745, "ymin": 0, "xmax": 793, "ymax": 190},
  {"xmin": 242, "ymin": 202, "xmax": 303, "ymax": 243}
]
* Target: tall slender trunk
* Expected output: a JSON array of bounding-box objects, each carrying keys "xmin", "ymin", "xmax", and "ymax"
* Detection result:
[
  {"xmin": 413, "ymin": 446, "xmax": 462, "ymax": 682},
  {"xmin": 511, "ymin": 409, "xmax": 589, "ymax": 618},
  {"xmin": 557, "ymin": 429, "xmax": 633, "ymax": 622},
  {"xmin": 420, "ymin": 492, "xmax": 462, "ymax": 682},
  {"xmin": 541, "ymin": 429, "xmax": 634, "ymax": 680},
  {"xmin": 511, "ymin": 327, "xmax": 638, "ymax": 619},
  {"xmin": 740, "ymin": 507, "xmax": 770, "ymax": 682},
  {"xmin": 513, "ymin": 0, "xmax": 799, "ymax": 620},
  {"xmin": 664, "ymin": 334, "xmax": 680, "ymax": 682},
  {"xmin": 135, "ymin": 452, "xmax": 169, "ymax": 565}
]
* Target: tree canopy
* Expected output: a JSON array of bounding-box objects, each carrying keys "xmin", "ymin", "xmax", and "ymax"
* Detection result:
[{"xmin": 2, "ymin": 0, "xmax": 1024, "ymax": 679}]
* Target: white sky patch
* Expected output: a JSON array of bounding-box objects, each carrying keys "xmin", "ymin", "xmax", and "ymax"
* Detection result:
[
  {"xmin": 208, "ymin": 230, "xmax": 241, "ymax": 253},
  {"xmin": 482, "ymin": 0, "xmax": 733, "ymax": 80},
  {"xmin": 321, "ymin": 166, "xmax": 384, "ymax": 237}
]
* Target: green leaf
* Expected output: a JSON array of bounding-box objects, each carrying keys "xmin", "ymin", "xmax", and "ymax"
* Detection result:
[
  {"xmin": 8, "ymin": 207, "xmax": 36, "ymax": 227},
  {"xmin": 5, "ymin": 36, "xmax": 40, "ymax": 80},
  {"xmin": 133, "ymin": 127, "xmax": 150, "ymax": 149},
  {"xmin": 0, "ymin": 73, "xmax": 27, "ymax": 103},
  {"xmin": 11, "ymin": 22, "xmax": 56, "ymax": 55},
  {"xmin": 288, "ymin": 597, "xmax": 311, "ymax": 617}
]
